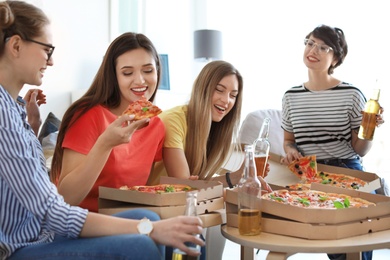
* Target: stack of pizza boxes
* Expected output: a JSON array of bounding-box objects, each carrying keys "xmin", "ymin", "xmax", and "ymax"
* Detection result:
[
  {"xmin": 225, "ymin": 153, "xmax": 390, "ymax": 239},
  {"xmin": 99, "ymin": 176, "xmax": 224, "ymax": 227}
]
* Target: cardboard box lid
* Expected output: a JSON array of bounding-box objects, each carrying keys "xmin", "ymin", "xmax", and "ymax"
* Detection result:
[
  {"xmin": 265, "ymin": 153, "xmax": 380, "ymax": 192},
  {"xmin": 225, "ymin": 184, "xmax": 390, "ymax": 224},
  {"xmin": 98, "ymin": 197, "xmax": 224, "ymax": 224},
  {"xmin": 99, "ymin": 176, "xmax": 223, "ymax": 207},
  {"xmin": 261, "ymin": 184, "xmax": 390, "ymax": 224}
]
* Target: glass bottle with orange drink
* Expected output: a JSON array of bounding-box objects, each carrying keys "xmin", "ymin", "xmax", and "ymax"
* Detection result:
[
  {"xmin": 358, "ymin": 89, "xmax": 381, "ymax": 141},
  {"xmin": 253, "ymin": 117, "xmax": 271, "ymax": 177},
  {"xmin": 238, "ymin": 144, "xmax": 262, "ymax": 236}
]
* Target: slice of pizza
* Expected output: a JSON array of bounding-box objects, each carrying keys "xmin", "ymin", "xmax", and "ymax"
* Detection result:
[
  {"xmin": 288, "ymin": 155, "xmax": 317, "ymax": 180},
  {"xmin": 122, "ymin": 96, "xmax": 162, "ymax": 121}
]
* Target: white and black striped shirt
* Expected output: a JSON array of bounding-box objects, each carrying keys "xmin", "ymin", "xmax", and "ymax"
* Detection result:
[
  {"xmin": 0, "ymin": 86, "xmax": 87, "ymax": 259},
  {"xmin": 281, "ymin": 82, "xmax": 366, "ymax": 160}
]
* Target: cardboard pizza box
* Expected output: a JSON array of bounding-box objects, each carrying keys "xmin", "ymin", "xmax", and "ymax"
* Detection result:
[
  {"xmin": 98, "ymin": 197, "xmax": 224, "ymax": 227},
  {"xmin": 225, "ymin": 185, "xmax": 390, "ymax": 225},
  {"xmin": 99, "ymin": 197, "xmax": 224, "ymax": 217},
  {"xmin": 226, "ymin": 212, "xmax": 390, "ymax": 240},
  {"xmin": 265, "ymin": 153, "xmax": 381, "ymax": 193},
  {"xmin": 98, "ymin": 177, "xmax": 223, "ymax": 207}
]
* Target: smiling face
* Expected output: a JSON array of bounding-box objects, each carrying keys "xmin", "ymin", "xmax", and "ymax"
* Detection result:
[
  {"xmin": 303, "ymin": 36, "xmax": 337, "ymax": 74},
  {"xmin": 211, "ymin": 74, "xmax": 239, "ymax": 122},
  {"xmin": 115, "ymin": 48, "xmax": 158, "ymax": 105},
  {"xmin": 19, "ymin": 25, "xmax": 54, "ymax": 87}
]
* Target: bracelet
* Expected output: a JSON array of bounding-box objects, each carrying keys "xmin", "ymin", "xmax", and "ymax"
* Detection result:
[{"xmin": 225, "ymin": 172, "xmax": 234, "ymax": 189}]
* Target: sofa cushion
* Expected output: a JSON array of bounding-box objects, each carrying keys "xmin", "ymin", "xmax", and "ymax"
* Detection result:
[{"xmin": 239, "ymin": 109, "xmax": 285, "ymax": 156}]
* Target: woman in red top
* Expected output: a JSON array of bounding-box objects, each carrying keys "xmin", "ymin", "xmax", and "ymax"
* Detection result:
[{"xmin": 51, "ymin": 33, "xmax": 165, "ymax": 212}]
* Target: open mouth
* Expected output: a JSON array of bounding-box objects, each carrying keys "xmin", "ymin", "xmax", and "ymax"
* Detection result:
[
  {"xmin": 132, "ymin": 86, "xmax": 148, "ymax": 93},
  {"xmin": 214, "ymin": 104, "xmax": 226, "ymax": 112}
]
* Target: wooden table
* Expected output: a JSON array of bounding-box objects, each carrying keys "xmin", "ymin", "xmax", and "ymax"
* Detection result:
[{"xmin": 221, "ymin": 225, "xmax": 390, "ymax": 260}]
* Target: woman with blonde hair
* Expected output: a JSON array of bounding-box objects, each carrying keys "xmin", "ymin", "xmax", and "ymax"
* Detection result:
[
  {"xmin": 150, "ymin": 60, "xmax": 271, "ymax": 187},
  {"xmin": 150, "ymin": 60, "xmax": 243, "ymax": 184}
]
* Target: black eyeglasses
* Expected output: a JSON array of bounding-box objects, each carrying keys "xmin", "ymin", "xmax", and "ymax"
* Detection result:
[{"xmin": 25, "ymin": 38, "xmax": 55, "ymax": 61}]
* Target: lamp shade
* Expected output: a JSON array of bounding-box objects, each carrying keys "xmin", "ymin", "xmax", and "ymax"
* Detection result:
[{"xmin": 194, "ymin": 29, "xmax": 222, "ymax": 61}]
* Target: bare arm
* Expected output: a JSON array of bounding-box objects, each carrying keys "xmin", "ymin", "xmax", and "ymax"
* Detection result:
[
  {"xmin": 57, "ymin": 115, "xmax": 149, "ymax": 205},
  {"xmin": 81, "ymin": 212, "xmax": 204, "ymax": 257},
  {"xmin": 282, "ymin": 130, "xmax": 302, "ymax": 165},
  {"xmin": 163, "ymin": 147, "xmax": 198, "ymax": 179},
  {"xmin": 351, "ymin": 128, "xmax": 373, "ymax": 157}
]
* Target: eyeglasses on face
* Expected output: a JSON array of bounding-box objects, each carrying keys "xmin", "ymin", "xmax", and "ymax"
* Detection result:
[
  {"xmin": 304, "ymin": 39, "xmax": 333, "ymax": 54},
  {"xmin": 25, "ymin": 38, "xmax": 55, "ymax": 61}
]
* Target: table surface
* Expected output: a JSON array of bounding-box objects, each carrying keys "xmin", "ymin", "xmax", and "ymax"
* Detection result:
[{"xmin": 221, "ymin": 225, "xmax": 390, "ymax": 258}]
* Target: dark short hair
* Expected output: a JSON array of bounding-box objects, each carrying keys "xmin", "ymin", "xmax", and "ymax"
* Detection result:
[{"xmin": 306, "ymin": 25, "xmax": 348, "ymax": 74}]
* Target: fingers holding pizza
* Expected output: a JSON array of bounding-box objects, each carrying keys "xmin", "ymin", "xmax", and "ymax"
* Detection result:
[{"xmin": 99, "ymin": 115, "xmax": 150, "ymax": 148}]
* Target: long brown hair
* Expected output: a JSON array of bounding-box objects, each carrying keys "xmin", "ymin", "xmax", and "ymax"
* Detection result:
[
  {"xmin": 50, "ymin": 32, "xmax": 161, "ymax": 182},
  {"xmin": 186, "ymin": 60, "xmax": 243, "ymax": 180},
  {"xmin": 0, "ymin": 1, "xmax": 49, "ymax": 56}
]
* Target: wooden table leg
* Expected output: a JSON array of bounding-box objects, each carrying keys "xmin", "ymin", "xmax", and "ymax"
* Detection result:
[
  {"xmin": 266, "ymin": 251, "xmax": 291, "ymax": 260},
  {"xmin": 240, "ymin": 245, "xmax": 254, "ymax": 260},
  {"xmin": 346, "ymin": 252, "xmax": 361, "ymax": 260}
]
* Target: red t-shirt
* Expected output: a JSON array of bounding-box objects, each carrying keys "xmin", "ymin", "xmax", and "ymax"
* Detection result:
[{"xmin": 62, "ymin": 105, "xmax": 164, "ymax": 212}]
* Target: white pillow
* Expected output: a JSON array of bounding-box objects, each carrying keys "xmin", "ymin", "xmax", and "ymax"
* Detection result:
[{"xmin": 239, "ymin": 109, "xmax": 285, "ymax": 156}]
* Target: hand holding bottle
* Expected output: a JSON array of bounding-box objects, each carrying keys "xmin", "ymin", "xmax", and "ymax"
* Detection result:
[{"xmin": 172, "ymin": 191, "xmax": 203, "ymax": 260}]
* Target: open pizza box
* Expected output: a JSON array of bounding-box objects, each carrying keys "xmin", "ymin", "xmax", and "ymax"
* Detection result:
[
  {"xmin": 265, "ymin": 153, "xmax": 381, "ymax": 193},
  {"xmin": 99, "ymin": 176, "xmax": 223, "ymax": 207},
  {"xmin": 227, "ymin": 211, "xmax": 390, "ymax": 240},
  {"xmin": 225, "ymin": 185, "xmax": 390, "ymax": 239},
  {"xmin": 225, "ymin": 184, "xmax": 390, "ymax": 225},
  {"xmin": 264, "ymin": 184, "xmax": 390, "ymax": 224},
  {"xmin": 98, "ymin": 196, "xmax": 224, "ymax": 222},
  {"xmin": 98, "ymin": 177, "xmax": 224, "ymax": 226}
]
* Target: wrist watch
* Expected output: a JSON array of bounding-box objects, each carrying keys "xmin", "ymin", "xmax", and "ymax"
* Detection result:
[{"xmin": 137, "ymin": 217, "xmax": 153, "ymax": 236}]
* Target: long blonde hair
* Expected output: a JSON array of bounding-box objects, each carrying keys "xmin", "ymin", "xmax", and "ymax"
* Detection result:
[{"xmin": 185, "ymin": 60, "xmax": 243, "ymax": 180}]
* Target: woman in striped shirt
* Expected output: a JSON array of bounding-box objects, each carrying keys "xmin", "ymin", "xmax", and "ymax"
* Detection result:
[
  {"xmin": 0, "ymin": 1, "xmax": 203, "ymax": 259},
  {"xmin": 281, "ymin": 24, "xmax": 384, "ymax": 260}
]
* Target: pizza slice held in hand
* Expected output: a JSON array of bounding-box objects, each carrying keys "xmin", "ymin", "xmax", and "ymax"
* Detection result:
[
  {"xmin": 122, "ymin": 96, "xmax": 162, "ymax": 120},
  {"xmin": 288, "ymin": 155, "xmax": 317, "ymax": 180}
]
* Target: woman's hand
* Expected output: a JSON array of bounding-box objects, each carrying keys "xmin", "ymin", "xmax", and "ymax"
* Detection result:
[
  {"xmin": 23, "ymin": 89, "xmax": 46, "ymax": 136},
  {"xmin": 257, "ymin": 175, "xmax": 273, "ymax": 193},
  {"xmin": 98, "ymin": 115, "xmax": 150, "ymax": 148},
  {"xmin": 280, "ymin": 150, "xmax": 302, "ymax": 166},
  {"xmin": 376, "ymin": 106, "xmax": 385, "ymax": 127},
  {"xmin": 151, "ymin": 216, "xmax": 204, "ymax": 257}
]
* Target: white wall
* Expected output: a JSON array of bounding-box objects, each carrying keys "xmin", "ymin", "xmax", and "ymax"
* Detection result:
[
  {"xmin": 24, "ymin": 0, "xmax": 111, "ymax": 120},
  {"xmin": 23, "ymin": 0, "xmax": 389, "ymax": 176}
]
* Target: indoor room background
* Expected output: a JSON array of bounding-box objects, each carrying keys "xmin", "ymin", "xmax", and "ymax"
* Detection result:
[{"xmin": 25, "ymin": 0, "xmax": 389, "ymax": 179}]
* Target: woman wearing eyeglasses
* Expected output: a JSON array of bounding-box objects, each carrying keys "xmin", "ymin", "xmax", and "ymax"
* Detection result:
[
  {"xmin": 281, "ymin": 25, "xmax": 384, "ymax": 260},
  {"xmin": 0, "ymin": 1, "xmax": 203, "ymax": 259}
]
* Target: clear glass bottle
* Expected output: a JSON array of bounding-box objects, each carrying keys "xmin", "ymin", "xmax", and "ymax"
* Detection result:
[
  {"xmin": 253, "ymin": 117, "xmax": 271, "ymax": 177},
  {"xmin": 172, "ymin": 190, "xmax": 201, "ymax": 260},
  {"xmin": 238, "ymin": 144, "xmax": 262, "ymax": 236},
  {"xmin": 358, "ymin": 89, "xmax": 381, "ymax": 140}
]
